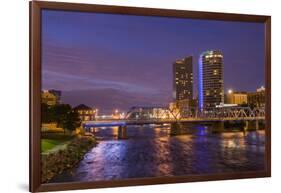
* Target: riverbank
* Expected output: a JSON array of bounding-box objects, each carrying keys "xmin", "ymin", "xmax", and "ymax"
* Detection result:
[
  {"xmin": 41, "ymin": 135, "xmax": 97, "ymax": 183},
  {"xmin": 41, "ymin": 133, "xmax": 74, "ymax": 153}
]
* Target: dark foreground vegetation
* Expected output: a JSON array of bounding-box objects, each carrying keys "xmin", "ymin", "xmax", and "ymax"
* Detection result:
[{"xmin": 41, "ymin": 136, "xmax": 96, "ymax": 183}]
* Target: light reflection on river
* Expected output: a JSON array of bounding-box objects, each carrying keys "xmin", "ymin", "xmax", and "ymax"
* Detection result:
[{"xmin": 50, "ymin": 125, "xmax": 265, "ymax": 183}]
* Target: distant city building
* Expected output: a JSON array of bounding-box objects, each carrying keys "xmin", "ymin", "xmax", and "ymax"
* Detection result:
[
  {"xmin": 257, "ymin": 86, "xmax": 265, "ymax": 92},
  {"xmin": 198, "ymin": 50, "xmax": 224, "ymax": 111},
  {"xmin": 248, "ymin": 86, "xmax": 265, "ymax": 108},
  {"xmin": 41, "ymin": 90, "xmax": 61, "ymax": 105},
  {"xmin": 176, "ymin": 99, "xmax": 193, "ymax": 117},
  {"xmin": 74, "ymin": 104, "xmax": 96, "ymax": 121},
  {"xmin": 126, "ymin": 106, "xmax": 172, "ymax": 120},
  {"xmin": 48, "ymin": 89, "xmax": 61, "ymax": 103},
  {"xmin": 168, "ymin": 102, "xmax": 180, "ymax": 118},
  {"xmin": 174, "ymin": 99, "xmax": 190, "ymax": 117},
  {"xmin": 170, "ymin": 98, "xmax": 198, "ymax": 117},
  {"xmin": 226, "ymin": 90, "xmax": 248, "ymax": 105},
  {"xmin": 173, "ymin": 56, "xmax": 193, "ymax": 101}
]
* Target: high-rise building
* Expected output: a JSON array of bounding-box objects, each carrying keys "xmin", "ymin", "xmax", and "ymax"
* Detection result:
[
  {"xmin": 173, "ymin": 56, "xmax": 193, "ymax": 101},
  {"xmin": 198, "ymin": 50, "xmax": 224, "ymax": 111}
]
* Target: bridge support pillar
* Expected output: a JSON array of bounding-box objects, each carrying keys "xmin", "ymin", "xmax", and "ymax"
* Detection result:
[
  {"xmin": 256, "ymin": 120, "xmax": 259, "ymax": 130},
  {"xmin": 212, "ymin": 121, "xmax": 224, "ymax": 133},
  {"xmin": 245, "ymin": 120, "xmax": 258, "ymax": 131},
  {"xmin": 170, "ymin": 122, "xmax": 184, "ymax": 136},
  {"xmin": 118, "ymin": 125, "xmax": 127, "ymax": 139},
  {"xmin": 245, "ymin": 121, "xmax": 248, "ymax": 131}
]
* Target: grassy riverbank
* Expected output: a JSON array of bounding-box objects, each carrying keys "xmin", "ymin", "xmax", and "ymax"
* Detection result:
[
  {"xmin": 41, "ymin": 135, "xmax": 96, "ymax": 183},
  {"xmin": 41, "ymin": 133, "xmax": 74, "ymax": 153}
]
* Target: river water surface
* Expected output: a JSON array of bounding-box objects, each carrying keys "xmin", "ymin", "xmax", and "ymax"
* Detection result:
[{"xmin": 50, "ymin": 125, "xmax": 265, "ymax": 183}]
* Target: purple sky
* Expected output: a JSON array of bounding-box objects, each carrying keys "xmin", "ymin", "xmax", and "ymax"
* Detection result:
[{"xmin": 42, "ymin": 10, "xmax": 265, "ymax": 114}]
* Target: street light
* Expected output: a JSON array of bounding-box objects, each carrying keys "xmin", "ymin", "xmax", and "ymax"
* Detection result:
[{"xmin": 228, "ymin": 89, "xmax": 233, "ymax": 94}]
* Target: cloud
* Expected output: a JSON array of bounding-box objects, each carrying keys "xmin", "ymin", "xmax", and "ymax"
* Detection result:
[
  {"xmin": 43, "ymin": 70, "xmax": 161, "ymax": 94},
  {"xmin": 62, "ymin": 88, "xmax": 172, "ymax": 114}
]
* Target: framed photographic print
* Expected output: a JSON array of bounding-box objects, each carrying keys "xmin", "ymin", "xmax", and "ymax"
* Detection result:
[{"xmin": 30, "ymin": 1, "xmax": 271, "ymax": 192}]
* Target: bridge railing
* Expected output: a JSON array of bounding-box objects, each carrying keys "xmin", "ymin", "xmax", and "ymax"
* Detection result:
[
  {"xmin": 123, "ymin": 107, "xmax": 265, "ymax": 121},
  {"xmin": 90, "ymin": 107, "xmax": 265, "ymax": 123}
]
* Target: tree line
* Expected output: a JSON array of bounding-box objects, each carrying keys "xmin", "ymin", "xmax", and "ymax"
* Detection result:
[{"xmin": 42, "ymin": 103, "xmax": 81, "ymax": 133}]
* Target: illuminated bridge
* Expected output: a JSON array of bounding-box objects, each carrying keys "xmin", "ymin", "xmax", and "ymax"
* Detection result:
[{"xmin": 83, "ymin": 106, "xmax": 265, "ymax": 139}]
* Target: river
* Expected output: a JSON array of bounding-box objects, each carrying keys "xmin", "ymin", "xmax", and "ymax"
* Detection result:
[{"xmin": 50, "ymin": 124, "xmax": 265, "ymax": 183}]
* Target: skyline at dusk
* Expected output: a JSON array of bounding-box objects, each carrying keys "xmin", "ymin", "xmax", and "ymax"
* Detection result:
[{"xmin": 42, "ymin": 10, "xmax": 265, "ymax": 113}]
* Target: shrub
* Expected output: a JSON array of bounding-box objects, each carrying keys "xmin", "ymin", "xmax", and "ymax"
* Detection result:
[{"xmin": 41, "ymin": 136, "xmax": 96, "ymax": 183}]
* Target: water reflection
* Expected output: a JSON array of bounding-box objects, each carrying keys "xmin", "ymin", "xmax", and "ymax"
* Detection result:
[{"xmin": 50, "ymin": 125, "xmax": 265, "ymax": 183}]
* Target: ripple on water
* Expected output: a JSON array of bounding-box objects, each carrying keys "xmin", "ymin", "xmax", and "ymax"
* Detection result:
[{"xmin": 49, "ymin": 127, "xmax": 265, "ymax": 183}]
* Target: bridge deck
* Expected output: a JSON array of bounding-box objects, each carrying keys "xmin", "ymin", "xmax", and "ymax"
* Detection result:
[
  {"xmin": 84, "ymin": 121, "xmax": 127, "ymax": 128},
  {"xmin": 83, "ymin": 117, "xmax": 265, "ymax": 128}
]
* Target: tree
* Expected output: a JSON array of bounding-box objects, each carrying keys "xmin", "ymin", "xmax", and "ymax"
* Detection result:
[
  {"xmin": 41, "ymin": 103, "xmax": 55, "ymax": 123},
  {"xmin": 53, "ymin": 104, "xmax": 82, "ymax": 134},
  {"xmin": 62, "ymin": 111, "xmax": 81, "ymax": 134},
  {"xmin": 41, "ymin": 103, "xmax": 82, "ymax": 134},
  {"xmin": 53, "ymin": 104, "xmax": 72, "ymax": 129}
]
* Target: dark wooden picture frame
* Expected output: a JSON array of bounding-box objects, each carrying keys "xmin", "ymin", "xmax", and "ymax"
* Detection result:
[{"xmin": 30, "ymin": 1, "xmax": 271, "ymax": 192}]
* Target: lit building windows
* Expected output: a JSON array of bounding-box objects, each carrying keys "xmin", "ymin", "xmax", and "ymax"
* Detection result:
[
  {"xmin": 74, "ymin": 104, "xmax": 96, "ymax": 121},
  {"xmin": 173, "ymin": 56, "xmax": 193, "ymax": 101},
  {"xmin": 198, "ymin": 50, "xmax": 224, "ymax": 111},
  {"xmin": 213, "ymin": 69, "xmax": 218, "ymax": 75}
]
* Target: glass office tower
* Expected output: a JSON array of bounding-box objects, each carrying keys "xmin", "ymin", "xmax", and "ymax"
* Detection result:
[{"xmin": 198, "ymin": 50, "xmax": 224, "ymax": 111}]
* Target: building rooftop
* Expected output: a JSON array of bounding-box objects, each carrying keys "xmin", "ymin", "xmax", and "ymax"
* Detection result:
[
  {"xmin": 74, "ymin": 104, "xmax": 92, "ymax": 110},
  {"xmin": 200, "ymin": 50, "xmax": 223, "ymax": 58}
]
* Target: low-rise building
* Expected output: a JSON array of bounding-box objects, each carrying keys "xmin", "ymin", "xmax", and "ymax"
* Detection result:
[
  {"xmin": 48, "ymin": 89, "xmax": 61, "ymax": 103},
  {"xmin": 225, "ymin": 90, "xmax": 248, "ymax": 105},
  {"xmin": 247, "ymin": 86, "xmax": 265, "ymax": 108},
  {"xmin": 41, "ymin": 90, "xmax": 61, "ymax": 105},
  {"xmin": 74, "ymin": 104, "xmax": 96, "ymax": 121},
  {"xmin": 126, "ymin": 106, "xmax": 172, "ymax": 120}
]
